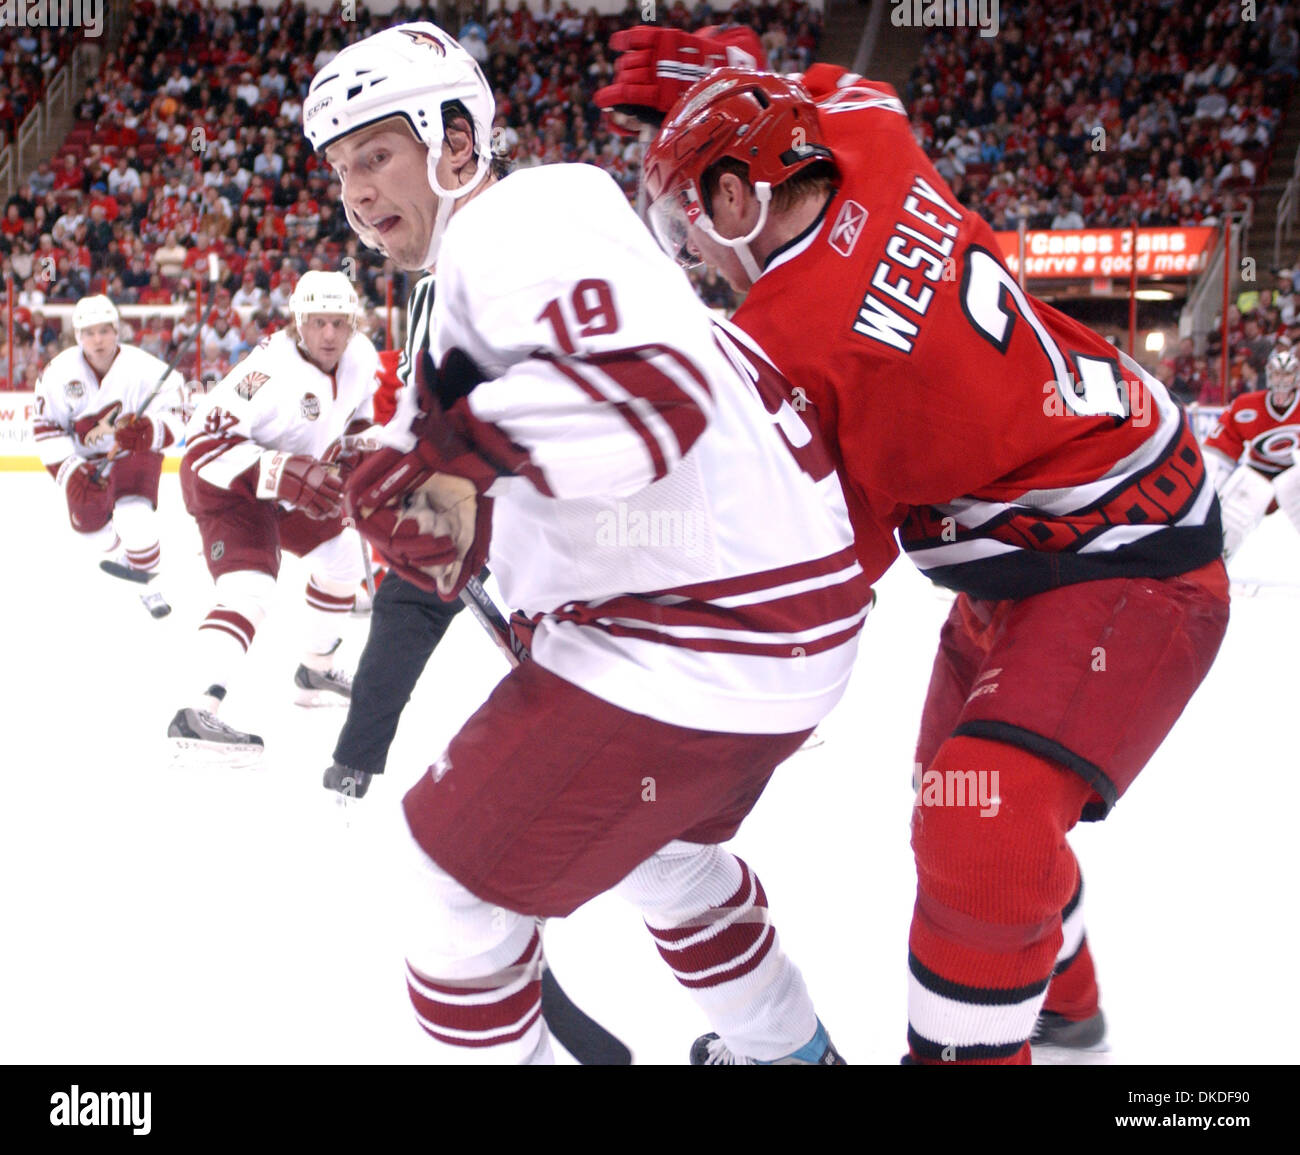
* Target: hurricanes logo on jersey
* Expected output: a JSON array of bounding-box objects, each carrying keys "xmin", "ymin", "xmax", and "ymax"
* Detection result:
[
  {"xmin": 300, "ymin": 393, "xmax": 321, "ymax": 420},
  {"xmin": 399, "ymin": 28, "xmax": 446, "ymax": 54},
  {"xmin": 236, "ymin": 371, "xmax": 269, "ymax": 401}
]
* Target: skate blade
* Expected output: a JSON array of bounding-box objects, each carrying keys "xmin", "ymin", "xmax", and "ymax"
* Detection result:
[
  {"xmin": 168, "ymin": 738, "xmax": 265, "ymax": 769},
  {"xmin": 101, "ymin": 559, "xmax": 156, "ymax": 585}
]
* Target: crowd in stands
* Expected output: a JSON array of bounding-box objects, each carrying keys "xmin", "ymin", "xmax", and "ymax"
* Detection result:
[
  {"xmin": 905, "ymin": 0, "xmax": 1298, "ymax": 234},
  {"xmin": 1156, "ymin": 264, "xmax": 1300, "ymax": 405},
  {"xmin": 0, "ymin": 0, "xmax": 819, "ymax": 388}
]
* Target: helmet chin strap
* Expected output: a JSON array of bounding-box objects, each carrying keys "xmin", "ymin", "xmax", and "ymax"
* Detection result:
[
  {"xmin": 421, "ymin": 140, "xmax": 493, "ymax": 269},
  {"xmin": 696, "ymin": 182, "xmax": 773, "ymax": 285}
]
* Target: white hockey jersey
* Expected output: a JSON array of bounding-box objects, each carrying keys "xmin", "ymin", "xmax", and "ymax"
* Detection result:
[
  {"xmin": 392, "ymin": 164, "xmax": 873, "ymax": 734},
  {"xmin": 185, "ymin": 329, "xmax": 378, "ymax": 494},
  {"xmin": 32, "ymin": 343, "xmax": 185, "ymax": 474}
]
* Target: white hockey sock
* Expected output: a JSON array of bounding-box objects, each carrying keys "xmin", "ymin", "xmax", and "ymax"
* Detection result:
[
  {"xmin": 192, "ymin": 571, "xmax": 274, "ymax": 707},
  {"xmin": 615, "ymin": 840, "xmax": 818, "ymax": 1062},
  {"xmin": 113, "ymin": 497, "xmax": 161, "ymax": 572},
  {"xmin": 402, "ymin": 832, "xmax": 552, "ymax": 1065},
  {"xmin": 302, "ymin": 575, "xmax": 354, "ymax": 663}
]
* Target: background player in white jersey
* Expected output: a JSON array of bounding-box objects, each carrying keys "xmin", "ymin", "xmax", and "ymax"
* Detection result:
[
  {"xmin": 305, "ymin": 24, "xmax": 885, "ymax": 1064},
  {"xmin": 169, "ymin": 271, "xmax": 379, "ymax": 764},
  {"xmin": 1204, "ymin": 343, "xmax": 1300, "ymax": 558},
  {"xmin": 31, "ymin": 295, "xmax": 184, "ymax": 618}
]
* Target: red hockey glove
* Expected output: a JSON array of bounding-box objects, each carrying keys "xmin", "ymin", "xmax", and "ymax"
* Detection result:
[
  {"xmin": 258, "ymin": 451, "xmax": 344, "ymax": 519},
  {"xmin": 60, "ymin": 457, "xmax": 113, "ymax": 533},
  {"xmin": 344, "ymin": 447, "xmax": 490, "ymax": 599},
  {"xmin": 595, "ymin": 26, "xmax": 767, "ymax": 133},
  {"xmin": 112, "ymin": 413, "xmax": 158, "ymax": 454},
  {"xmin": 73, "ymin": 401, "xmax": 123, "ymax": 453}
]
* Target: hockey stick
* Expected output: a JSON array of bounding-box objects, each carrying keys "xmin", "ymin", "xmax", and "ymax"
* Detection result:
[
  {"xmin": 456, "ymin": 575, "xmax": 633, "ymax": 1065},
  {"xmin": 360, "ymin": 544, "xmax": 377, "ymax": 603}
]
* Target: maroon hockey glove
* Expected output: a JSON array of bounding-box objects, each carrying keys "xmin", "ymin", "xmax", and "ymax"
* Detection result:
[
  {"xmin": 73, "ymin": 401, "xmax": 123, "ymax": 453},
  {"xmin": 345, "ymin": 447, "xmax": 462, "ymax": 593},
  {"xmin": 260, "ymin": 452, "xmax": 344, "ymax": 519},
  {"xmin": 61, "ymin": 458, "xmax": 113, "ymax": 533},
  {"xmin": 112, "ymin": 414, "xmax": 157, "ymax": 454},
  {"xmin": 595, "ymin": 26, "xmax": 767, "ymax": 134}
]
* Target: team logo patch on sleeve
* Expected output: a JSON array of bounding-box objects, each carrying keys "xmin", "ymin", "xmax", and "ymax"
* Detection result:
[
  {"xmin": 300, "ymin": 393, "xmax": 321, "ymax": 420},
  {"xmin": 236, "ymin": 371, "xmax": 270, "ymax": 401}
]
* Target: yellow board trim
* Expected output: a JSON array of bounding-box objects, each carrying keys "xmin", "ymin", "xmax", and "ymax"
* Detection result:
[{"xmin": 0, "ymin": 457, "xmax": 182, "ymax": 473}]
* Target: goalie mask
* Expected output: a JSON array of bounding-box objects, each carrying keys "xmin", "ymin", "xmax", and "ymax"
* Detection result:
[
  {"xmin": 303, "ymin": 23, "xmax": 495, "ymax": 268},
  {"xmin": 641, "ymin": 68, "xmax": 833, "ymax": 283},
  {"xmin": 1265, "ymin": 344, "xmax": 1299, "ymax": 399}
]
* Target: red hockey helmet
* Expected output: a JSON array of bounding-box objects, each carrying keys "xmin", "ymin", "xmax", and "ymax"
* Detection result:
[{"xmin": 641, "ymin": 68, "xmax": 833, "ymax": 280}]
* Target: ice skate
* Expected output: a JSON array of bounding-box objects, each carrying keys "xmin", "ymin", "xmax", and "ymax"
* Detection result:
[
  {"xmin": 1032, "ymin": 1008, "xmax": 1108, "ymax": 1051},
  {"xmin": 167, "ymin": 707, "xmax": 264, "ymax": 767},
  {"xmin": 100, "ymin": 556, "xmax": 157, "ymax": 585},
  {"xmin": 690, "ymin": 1019, "xmax": 845, "ymax": 1065},
  {"xmin": 140, "ymin": 590, "xmax": 172, "ymax": 619},
  {"xmin": 323, "ymin": 761, "xmax": 372, "ymax": 799},
  {"xmin": 293, "ymin": 663, "xmax": 353, "ymax": 706}
]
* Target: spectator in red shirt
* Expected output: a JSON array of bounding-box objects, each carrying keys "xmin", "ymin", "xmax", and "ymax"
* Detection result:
[{"xmin": 52, "ymin": 154, "xmax": 84, "ymax": 193}]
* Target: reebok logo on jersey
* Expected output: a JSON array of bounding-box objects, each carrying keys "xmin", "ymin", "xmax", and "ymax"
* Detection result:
[
  {"xmin": 829, "ymin": 200, "xmax": 868, "ymax": 257},
  {"xmin": 432, "ymin": 752, "xmax": 452, "ymax": 783}
]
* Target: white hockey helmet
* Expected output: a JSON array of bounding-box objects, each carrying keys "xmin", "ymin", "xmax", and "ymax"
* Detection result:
[
  {"xmin": 303, "ymin": 23, "xmax": 496, "ymax": 268},
  {"xmin": 290, "ymin": 270, "xmax": 360, "ymax": 330},
  {"xmin": 1266, "ymin": 343, "xmax": 1300, "ymax": 395},
  {"xmin": 72, "ymin": 294, "xmax": 120, "ymax": 338}
]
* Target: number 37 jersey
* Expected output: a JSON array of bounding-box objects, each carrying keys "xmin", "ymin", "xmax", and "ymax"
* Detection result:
[{"xmin": 732, "ymin": 64, "xmax": 1224, "ymax": 601}]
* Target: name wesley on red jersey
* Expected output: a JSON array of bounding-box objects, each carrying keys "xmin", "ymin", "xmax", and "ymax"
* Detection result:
[{"xmin": 732, "ymin": 65, "xmax": 1224, "ymax": 600}]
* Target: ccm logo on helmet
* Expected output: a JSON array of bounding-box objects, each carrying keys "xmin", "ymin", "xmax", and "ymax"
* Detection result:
[{"xmin": 305, "ymin": 96, "xmax": 332, "ymax": 120}]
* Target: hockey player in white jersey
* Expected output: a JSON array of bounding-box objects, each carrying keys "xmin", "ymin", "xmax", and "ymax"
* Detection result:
[
  {"xmin": 169, "ymin": 271, "xmax": 379, "ymax": 763},
  {"xmin": 305, "ymin": 24, "xmax": 890, "ymax": 1064},
  {"xmin": 31, "ymin": 294, "xmax": 184, "ymax": 618}
]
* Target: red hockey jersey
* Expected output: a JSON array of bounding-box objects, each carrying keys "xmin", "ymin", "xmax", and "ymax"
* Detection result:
[
  {"xmin": 729, "ymin": 65, "xmax": 1223, "ymax": 600},
  {"xmin": 1203, "ymin": 387, "xmax": 1300, "ymax": 476}
]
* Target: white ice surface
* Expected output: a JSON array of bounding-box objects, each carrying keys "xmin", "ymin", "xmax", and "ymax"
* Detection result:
[{"xmin": 1, "ymin": 472, "xmax": 1296, "ymax": 1065}]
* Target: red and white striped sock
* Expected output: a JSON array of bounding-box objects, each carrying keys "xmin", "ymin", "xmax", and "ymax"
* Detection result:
[
  {"xmin": 621, "ymin": 843, "xmax": 817, "ymax": 1062},
  {"xmin": 406, "ymin": 925, "xmax": 549, "ymax": 1063},
  {"xmin": 125, "ymin": 541, "xmax": 161, "ymax": 573},
  {"xmin": 1043, "ymin": 879, "xmax": 1100, "ymax": 1021}
]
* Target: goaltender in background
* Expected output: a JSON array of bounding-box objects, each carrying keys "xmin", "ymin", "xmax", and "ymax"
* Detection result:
[{"xmin": 0, "ymin": 0, "xmax": 103, "ymax": 38}]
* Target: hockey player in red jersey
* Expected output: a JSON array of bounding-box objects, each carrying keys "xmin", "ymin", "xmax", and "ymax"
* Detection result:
[
  {"xmin": 1203, "ymin": 342, "xmax": 1300, "ymax": 557},
  {"xmin": 619, "ymin": 60, "xmax": 1231, "ymax": 1063},
  {"xmin": 305, "ymin": 23, "xmax": 888, "ymax": 1064}
]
